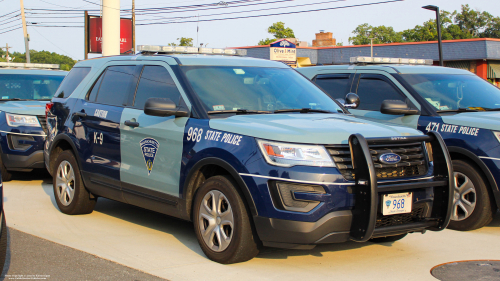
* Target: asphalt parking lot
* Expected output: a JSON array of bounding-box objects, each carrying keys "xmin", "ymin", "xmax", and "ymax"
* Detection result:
[{"xmin": 3, "ymin": 172, "xmax": 500, "ymax": 281}]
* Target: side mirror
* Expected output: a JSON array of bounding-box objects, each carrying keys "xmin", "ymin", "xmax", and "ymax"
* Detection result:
[
  {"xmin": 343, "ymin": 93, "xmax": 360, "ymax": 109},
  {"xmin": 144, "ymin": 98, "xmax": 189, "ymax": 117},
  {"xmin": 380, "ymin": 100, "xmax": 419, "ymax": 115}
]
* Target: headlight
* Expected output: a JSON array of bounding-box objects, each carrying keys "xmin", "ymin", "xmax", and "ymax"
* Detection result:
[
  {"xmin": 494, "ymin": 131, "xmax": 500, "ymax": 143},
  {"xmin": 257, "ymin": 139, "xmax": 334, "ymax": 167},
  {"xmin": 6, "ymin": 113, "xmax": 41, "ymax": 127}
]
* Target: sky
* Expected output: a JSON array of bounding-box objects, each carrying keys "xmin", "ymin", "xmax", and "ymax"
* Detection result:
[{"xmin": 1, "ymin": 0, "xmax": 500, "ymax": 61}]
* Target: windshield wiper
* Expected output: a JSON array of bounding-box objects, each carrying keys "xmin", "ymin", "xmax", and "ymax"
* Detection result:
[
  {"xmin": 437, "ymin": 108, "xmax": 479, "ymax": 113},
  {"xmin": 207, "ymin": 109, "xmax": 271, "ymax": 115},
  {"xmin": 483, "ymin": 108, "xmax": 500, "ymax": 111},
  {"xmin": 273, "ymin": 108, "xmax": 333, "ymax": 114},
  {"xmin": 0, "ymin": 98, "xmax": 29, "ymax": 101}
]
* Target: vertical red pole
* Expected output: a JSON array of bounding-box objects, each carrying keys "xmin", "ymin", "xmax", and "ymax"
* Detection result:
[{"xmin": 476, "ymin": 60, "xmax": 488, "ymax": 80}]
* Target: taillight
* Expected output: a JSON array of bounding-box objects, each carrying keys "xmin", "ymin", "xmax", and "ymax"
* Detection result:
[{"xmin": 45, "ymin": 102, "xmax": 54, "ymax": 119}]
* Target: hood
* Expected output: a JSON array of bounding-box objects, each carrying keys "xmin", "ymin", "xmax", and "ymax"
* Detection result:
[
  {"xmin": 441, "ymin": 112, "xmax": 500, "ymax": 131},
  {"xmin": 209, "ymin": 113, "xmax": 422, "ymax": 145},
  {"xmin": 0, "ymin": 100, "xmax": 48, "ymax": 115}
]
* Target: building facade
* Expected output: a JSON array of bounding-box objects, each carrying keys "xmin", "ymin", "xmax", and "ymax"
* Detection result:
[{"xmin": 234, "ymin": 38, "xmax": 500, "ymax": 86}]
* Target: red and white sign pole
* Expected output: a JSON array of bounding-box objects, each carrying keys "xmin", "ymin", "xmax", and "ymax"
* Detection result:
[{"xmin": 102, "ymin": 0, "xmax": 120, "ymax": 56}]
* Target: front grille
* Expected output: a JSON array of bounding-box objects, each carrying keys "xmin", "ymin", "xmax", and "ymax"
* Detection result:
[
  {"xmin": 326, "ymin": 142, "xmax": 428, "ymax": 181},
  {"xmin": 37, "ymin": 116, "xmax": 48, "ymax": 134},
  {"xmin": 375, "ymin": 204, "xmax": 426, "ymax": 228}
]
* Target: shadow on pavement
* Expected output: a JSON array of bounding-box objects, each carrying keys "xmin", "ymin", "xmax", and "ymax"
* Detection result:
[
  {"xmin": 485, "ymin": 211, "xmax": 500, "ymax": 228},
  {"xmin": 11, "ymin": 170, "xmax": 401, "ymax": 262}
]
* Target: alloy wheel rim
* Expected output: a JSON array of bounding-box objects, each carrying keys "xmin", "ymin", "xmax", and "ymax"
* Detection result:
[
  {"xmin": 198, "ymin": 190, "xmax": 234, "ymax": 252},
  {"xmin": 451, "ymin": 171, "xmax": 477, "ymax": 221},
  {"xmin": 55, "ymin": 160, "xmax": 76, "ymax": 206}
]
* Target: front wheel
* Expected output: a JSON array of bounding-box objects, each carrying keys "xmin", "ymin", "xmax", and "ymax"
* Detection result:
[
  {"xmin": 0, "ymin": 156, "xmax": 12, "ymax": 182},
  {"xmin": 193, "ymin": 176, "xmax": 259, "ymax": 264},
  {"xmin": 53, "ymin": 150, "xmax": 96, "ymax": 215},
  {"xmin": 447, "ymin": 160, "xmax": 496, "ymax": 231}
]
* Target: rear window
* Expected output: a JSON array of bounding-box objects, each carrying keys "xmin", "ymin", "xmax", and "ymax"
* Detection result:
[
  {"xmin": 54, "ymin": 67, "xmax": 91, "ymax": 99},
  {"xmin": 0, "ymin": 73, "xmax": 65, "ymax": 100}
]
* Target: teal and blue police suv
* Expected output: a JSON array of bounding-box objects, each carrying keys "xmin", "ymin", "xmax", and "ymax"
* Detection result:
[
  {"xmin": 299, "ymin": 56, "xmax": 500, "ymax": 231},
  {"xmin": 0, "ymin": 63, "xmax": 67, "ymax": 181},
  {"xmin": 44, "ymin": 46, "xmax": 453, "ymax": 264}
]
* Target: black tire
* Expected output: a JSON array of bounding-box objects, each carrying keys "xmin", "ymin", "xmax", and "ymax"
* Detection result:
[
  {"xmin": 448, "ymin": 160, "xmax": 496, "ymax": 231},
  {"xmin": 53, "ymin": 150, "xmax": 96, "ymax": 215},
  {"xmin": 0, "ymin": 157, "xmax": 12, "ymax": 182},
  {"xmin": 193, "ymin": 175, "xmax": 259, "ymax": 264},
  {"xmin": 0, "ymin": 211, "xmax": 7, "ymax": 274},
  {"xmin": 370, "ymin": 233, "xmax": 407, "ymax": 243}
]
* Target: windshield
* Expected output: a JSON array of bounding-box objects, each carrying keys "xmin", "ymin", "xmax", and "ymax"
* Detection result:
[
  {"xmin": 401, "ymin": 74, "xmax": 500, "ymax": 112},
  {"xmin": 180, "ymin": 66, "xmax": 343, "ymax": 114},
  {"xmin": 0, "ymin": 74, "xmax": 65, "ymax": 100}
]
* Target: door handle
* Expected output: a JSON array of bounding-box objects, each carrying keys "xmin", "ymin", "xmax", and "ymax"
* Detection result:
[
  {"xmin": 74, "ymin": 111, "xmax": 87, "ymax": 118},
  {"xmin": 124, "ymin": 120, "xmax": 139, "ymax": 127}
]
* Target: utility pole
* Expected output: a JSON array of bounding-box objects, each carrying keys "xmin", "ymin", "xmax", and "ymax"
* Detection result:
[
  {"xmin": 1, "ymin": 44, "xmax": 13, "ymax": 62},
  {"xmin": 102, "ymin": 0, "xmax": 120, "ymax": 56},
  {"xmin": 20, "ymin": 0, "xmax": 30, "ymax": 63},
  {"xmin": 132, "ymin": 0, "xmax": 135, "ymax": 53}
]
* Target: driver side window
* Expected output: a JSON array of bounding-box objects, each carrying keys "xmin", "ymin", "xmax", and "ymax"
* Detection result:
[{"xmin": 355, "ymin": 76, "xmax": 407, "ymax": 111}]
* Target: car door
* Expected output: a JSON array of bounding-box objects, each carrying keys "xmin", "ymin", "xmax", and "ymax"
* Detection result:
[
  {"xmin": 349, "ymin": 73, "xmax": 420, "ymax": 129},
  {"xmin": 75, "ymin": 64, "xmax": 141, "ymax": 195},
  {"xmin": 120, "ymin": 63, "xmax": 190, "ymax": 202}
]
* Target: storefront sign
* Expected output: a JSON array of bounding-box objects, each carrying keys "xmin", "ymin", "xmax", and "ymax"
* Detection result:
[
  {"xmin": 86, "ymin": 15, "xmax": 133, "ymax": 54},
  {"xmin": 269, "ymin": 39, "xmax": 296, "ymax": 64}
]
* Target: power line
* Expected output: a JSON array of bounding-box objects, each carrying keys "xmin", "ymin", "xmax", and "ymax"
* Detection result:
[
  {"xmin": 31, "ymin": 27, "xmax": 78, "ymax": 59},
  {"xmin": 137, "ymin": 0, "xmax": 345, "ymax": 22},
  {"xmin": 0, "ymin": 26, "xmax": 22, "ymax": 35},
  {"xmin": 137, "ymin": 0, "xmax": 404, "ymax": 25},
  {"xmin": 0, "ymin": 24, "xmax": 22, "ymax": 31},
  {"xmin": 0, "ymin": 10, "xmax": 20, "ymax": 19},
  {"xmin": 0, "ymin": 14, "xmax": 20, "ymax": 24}
]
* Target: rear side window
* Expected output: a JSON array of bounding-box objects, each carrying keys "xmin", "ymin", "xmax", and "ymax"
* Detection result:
[
  {"xmin": 356, "ymin": 77, "xmax": 406, "ymax": 111},
  {"xmin": 133, "ymin": 66, "xmax": 182, "ymax": 110},
  {"xmin": 314, "ymin": 75, "xmax": 351, "ymax": 100},
  {"xmin": 92, "ymin": 66, "xmax": 139, "ymax": 107},
  {"xmin": 54, "ymin": 67, "xmax": 91, "ymax": 99}
]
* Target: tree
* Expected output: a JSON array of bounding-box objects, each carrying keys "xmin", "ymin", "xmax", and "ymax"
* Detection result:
[
  {"xmin": 168, "ymin": 37, "xmax": 194, "ymax": 46},
  {"xmin": 349, "ymin": 4, "xmax": 500, "ymax": 45},
  {"xmin": 258, "ymin": 22, "xmax": 295, "ymax": 45},
  {"xmin": 349, "ymin": 24, "xmax": 403, "ymax": 45},
  {"xmin": 1, "ymin": 50, "xmax": 76, "ymax": 70}
]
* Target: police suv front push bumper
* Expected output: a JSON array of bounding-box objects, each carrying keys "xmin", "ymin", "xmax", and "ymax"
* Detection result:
[{"xmin": 253, "ymin": 132, "xmax": 454, "ymax": 249}]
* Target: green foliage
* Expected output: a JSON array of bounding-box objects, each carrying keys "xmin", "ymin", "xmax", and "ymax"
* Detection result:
[
  {"xmin": 258, "ymin": 22, "xmax": 295, "ymax": 45},
  {"xmin": 336, "ymin": 42, "xmax": 344, "ymax": 46},
  {"xmin": 3, "ymin": 50, "xmax": 76, "ymax": 70},
  {"xmin": 349, "ymin": 4, "xmax": 500, "ymax": 45},
  {"xmin": 168, "ymin": 37, "xmax": 194, "ymax": 46}
]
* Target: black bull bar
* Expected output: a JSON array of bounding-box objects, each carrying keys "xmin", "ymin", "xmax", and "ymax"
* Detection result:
[{"xmin": 348, "ymin": 131, "xmax": 453, "ymax": 242}]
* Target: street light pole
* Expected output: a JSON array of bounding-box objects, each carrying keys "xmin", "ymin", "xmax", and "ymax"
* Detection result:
[
  {"xmin": 369, "ymin": 38, "xmax": 374, "ymax": 58},
  {"xmin": 423, "ymin": 5, "xmax": 443, "ymax": 66}
]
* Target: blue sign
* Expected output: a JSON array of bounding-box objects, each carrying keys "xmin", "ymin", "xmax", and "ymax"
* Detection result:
[
  {"xmin": 270, "ymin": 39, "xmax": 296, "ymax": 48},
  {"xmin": 140, "ymin": 138, "xmax": 160, "ymax": 175},
  {"xmin": 379, "ymin": 153, "xmax": 402, "ymax": 164}
]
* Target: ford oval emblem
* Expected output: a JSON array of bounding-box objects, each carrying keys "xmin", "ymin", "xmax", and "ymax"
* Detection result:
[{"xmin": 379, "ymin": 153, "xmax": 402, "ymax": 164}]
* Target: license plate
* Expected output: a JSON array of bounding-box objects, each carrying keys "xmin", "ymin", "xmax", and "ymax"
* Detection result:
[{"xmin": 382, "ymin": 192, "xmax": 412, "ymax": 215}]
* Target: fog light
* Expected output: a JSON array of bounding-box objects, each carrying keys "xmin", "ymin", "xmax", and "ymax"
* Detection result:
[
  {"xmin": 272, "ymin": 182, "xmax": 326, "ymax": 213},
  {"xmin": 8, "ymin": 135, "xmax": 35, "ymax": 151}
]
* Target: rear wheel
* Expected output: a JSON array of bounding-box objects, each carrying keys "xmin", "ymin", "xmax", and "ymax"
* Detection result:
[
  {"xmin": 370, "ymin": 233, "xmax": 407, "ymax": 243},
  {"xmin": 53, "ymin": 150, "xmax": 96, "ymax": 215},
  {"xmin": 447, "ymin": 160, "xmax": 496, "ymax": 231},
  {"xmin": 193, "ymin": 176, "xmax": 259, "ymax": 264}
]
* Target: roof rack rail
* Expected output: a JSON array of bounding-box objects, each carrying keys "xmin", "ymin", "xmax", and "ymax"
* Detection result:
[
  {"xmin": 0, "ymin": 62, "xmax": 60, "ymax": 69},
  {"xmin": 350, "ymin": 56, "xmax": 433, "ymax": 65},
  {"xmin": 137, "ymin": 45, "xmax": 247, "ymax": 56}
]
